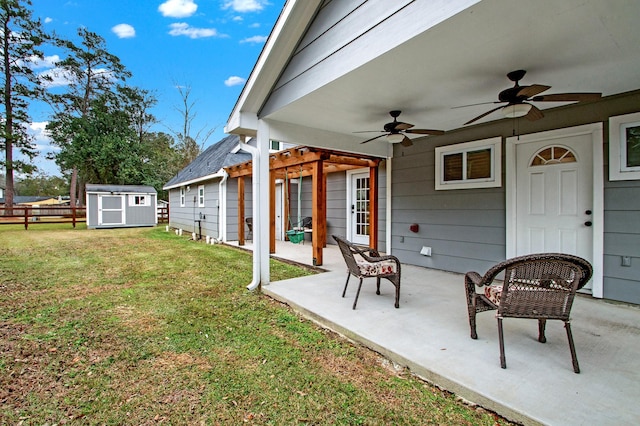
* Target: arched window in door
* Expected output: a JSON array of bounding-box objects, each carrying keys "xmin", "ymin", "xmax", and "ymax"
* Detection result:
[{"xmin": 530, "ymin": 145, "xmax": 577, "ymax": 166}]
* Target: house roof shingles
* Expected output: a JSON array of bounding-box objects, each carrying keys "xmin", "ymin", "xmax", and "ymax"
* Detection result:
[{"xmin": 164, "ymin": 135, "xmax": 251, "ymax": 189}]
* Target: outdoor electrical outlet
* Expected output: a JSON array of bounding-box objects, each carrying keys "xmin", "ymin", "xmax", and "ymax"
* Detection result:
[
  {"xmin": 400, "ymin": 236, "xmax": 404, "ymax": 243},
  {"xmin": 622, "ymin": 256, "xmax": 632, "ymax": 267},
  {"xmin": 420, "ymin": 246, "xmax": 432, "ymax": 256}
]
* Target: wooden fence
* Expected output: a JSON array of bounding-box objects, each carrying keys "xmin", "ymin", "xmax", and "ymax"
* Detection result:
[
  {"xmin": 0, "ymin": 206, "xmax": 86, "ymax": 230},
  {"xmin": 157, "ymin": 205, "xmax": 169, "ymax": 224}
]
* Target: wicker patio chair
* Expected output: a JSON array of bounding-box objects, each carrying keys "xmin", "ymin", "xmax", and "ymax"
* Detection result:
[
  {"xmin": 464, "ymin": 253, "xmax": 593, "ymax": 373},
  {"xmin": 333, "ymin": 235, "xmax": 401, "ymax": 310}
]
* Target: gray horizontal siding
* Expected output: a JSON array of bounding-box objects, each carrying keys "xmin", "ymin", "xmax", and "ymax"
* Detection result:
[
  {"xmin": 390, "ymin": 116, "xmax": 505, "ymax": 274},
  {"xmin": 603, "ymin": 277, "xmax": 640, "ymax": 305},
  {"xmin": 168, "ymin": 178, "xmax": 249, "ymax": 241},
  {"xmin": 124, "ymin": 198, "xmax": 156, "ymax": 226}
]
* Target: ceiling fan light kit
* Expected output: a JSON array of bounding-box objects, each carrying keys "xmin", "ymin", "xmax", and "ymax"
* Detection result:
[
  {"xmin": 386, "ymin": 133, "xmax": 405, "ymax": 143},
  {"xmin": 502, "ymin": 103, "xmax": 532, "ymax": 118}
]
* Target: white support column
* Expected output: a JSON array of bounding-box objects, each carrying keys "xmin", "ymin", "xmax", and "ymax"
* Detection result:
[
  {"xmin": 257, "ymin": 119, "xmax": 271, "ymax": 286},
  {"xmin": 386, "ymin": 158, "xmax": 392, "ymax": 255}
]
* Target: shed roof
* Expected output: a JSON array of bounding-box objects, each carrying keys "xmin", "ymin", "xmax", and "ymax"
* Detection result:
[
  {"xmin": 86, "ymin": 184, "xmax": 157, "ymax": 194},
  {"xmin": 163, "ymin": 135, "xmax": 252, "ymax": 189}
]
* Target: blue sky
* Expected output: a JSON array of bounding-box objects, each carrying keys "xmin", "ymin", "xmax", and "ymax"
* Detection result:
[{"xmin": 27, "ymin": 0, "xmax": 285, "ymax": 176}]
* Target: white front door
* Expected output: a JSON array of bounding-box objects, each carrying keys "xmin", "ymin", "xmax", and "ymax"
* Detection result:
[
  {"xmin": 348, "ymin": 170, "xmax": 370, "ymax": 245},
  {"xmin": 98, "ymin": 195, "xmax": 125, "ymax": 226},
  {"xmin": 507, "ymin": 124, "xmax": 603, "ymax": 294}
]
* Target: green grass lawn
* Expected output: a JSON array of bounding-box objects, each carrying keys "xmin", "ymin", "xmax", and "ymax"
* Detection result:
[{"xmin": 0, "ymin": 225, "xmax": 511, "ymax": 425}]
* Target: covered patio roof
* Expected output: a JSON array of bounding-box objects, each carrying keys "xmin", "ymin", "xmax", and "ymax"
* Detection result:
[{"xmin": 225, "ymin": 145, "xmax": 382, "ymax": 266}]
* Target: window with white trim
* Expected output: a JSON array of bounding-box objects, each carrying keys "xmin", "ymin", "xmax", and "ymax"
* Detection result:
[
  {"xmin": 270, "ymin": 140, "xmax": 283, "ymax": 151},
  {"xmin": 435, "ymin": 137, "xmax": 502, "ymax": 190},
  {"xmin": 609, "ymin": 112, "xmax": 640, "ymax": 181},
  {"xmin": 198, "ymin": 185, "xmax": 205, "ymax": 207},
  {"xmin": 180, "ymin": 187, "xmax": 185, "ymax": 207},
  {"xmin": 129, "ymin": 194, "xmax": 150, "ymax": 206}
]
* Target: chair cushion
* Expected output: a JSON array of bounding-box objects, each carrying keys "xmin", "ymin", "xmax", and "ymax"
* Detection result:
[
  {"xmin": 356, "ymin": 258, "xmax": 397, "ymax": 276},
  {"xmin": 484, "ymin": 284, "xmax": 503, "ymax": 305},
  {"xmin": 483, "ymin": 280, "xmax": 567, "ymax": 307}
]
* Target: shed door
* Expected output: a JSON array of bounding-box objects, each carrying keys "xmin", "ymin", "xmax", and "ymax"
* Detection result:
[{"xmin": 98, "ymin": 195, "xmax": 125, "ymax": 226}]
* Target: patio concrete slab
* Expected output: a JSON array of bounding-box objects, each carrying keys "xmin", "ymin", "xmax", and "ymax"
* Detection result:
[{"xmin": 244, "ymin": 241, "xmax": 640, "ymax": 425}]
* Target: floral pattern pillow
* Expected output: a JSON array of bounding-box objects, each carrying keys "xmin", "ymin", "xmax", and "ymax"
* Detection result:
[
  {"xmin": 356, "ymin": 258, "xmax": 397, "ymax": 276},
  {"xmin": 484, "ymin": 284, "xmax": 503, "ymax": 305}
]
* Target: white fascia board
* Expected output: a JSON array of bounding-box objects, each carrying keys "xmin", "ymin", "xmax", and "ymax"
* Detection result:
[
  {"xmin": 225, "ymin": 111, "xmax": 258, "ymax": 136},
  {"xmin": 163, "ymin": 171, "xmax": 225, "ymax": 191},
  {"xmin": 225, "ymin": 0, "xmax": 322, "ymax": 135}
]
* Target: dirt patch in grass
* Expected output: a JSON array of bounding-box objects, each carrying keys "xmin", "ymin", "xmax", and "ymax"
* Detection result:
[{"xmin": 111, "ymin": 305, "xmax": 163, "ymax": 334}]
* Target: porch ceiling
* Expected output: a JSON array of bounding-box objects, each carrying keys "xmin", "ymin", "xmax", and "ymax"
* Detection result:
[{"xmin": 262, "ymin": 0, "xmax": 640, "ymax": 150}]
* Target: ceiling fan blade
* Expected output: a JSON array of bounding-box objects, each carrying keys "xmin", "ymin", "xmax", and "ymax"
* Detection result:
[
  {"xmin": 360, "ymin": 134, "xmax": 387, "ymax": 144},
  {"xmin": 401, "ymin": 136, "xmax": 413, "ymax": 147},
  {"xmin": 394, "ymin": 122, "xmax": 414, "ymax": 131},
  {"xmin": 353, "ymin": 130, "xmax": 385, "ymax": 134},
  {"xmin": 452, "ymin": 101, "xmax": 502, "ymax": 109},
  {"xmin": 517, "ymin": 84, "xmax": 551, "ymax": 98},
  {"xmin": 524, "ymin": 104, "xmax": 544, "ymax": 121},
  {"xmin": 405, "ymin": 128, "xmax": 445, "ymax": 136},
  {"xmin": 464, "ymin": 105, "xmax": 504, "ymax": 125},
  {"xmin": 532, "ymin": 92, "xmax": 602, "ymax": 102}
]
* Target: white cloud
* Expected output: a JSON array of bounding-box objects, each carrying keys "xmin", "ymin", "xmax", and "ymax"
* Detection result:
[
  {"xmin": 222, "ymin": 0, "xmax": 267, "ymax": 13},
  {"xmin": 26, "ymin": 54, "xmax": 60, "ymax": 69},
  {"xmin": 158, "ymin": 0, "xmax": 198, "ymax": 18},
  {"xmin": 39, "ymin": 68, "xmax": 73, "ymax": 87},
  {"xmin": 249, "ymin": 23, "xmax": 260, "ymax": 28},
  {"xmin": 39, "ymin": 67, "xmax": 114, "ymax": 88},
  {"xmin": 112, "ymin": 23, "xmax": 136, "ymax": 39},
  {"xmin": 224, "ymin": 76, "xmax": 245, "ymax": 87},
  {"xmin": 168, "ymin": 23, "xmax": 218, "ymax": 39},
  {"xmin": 44, "ymin": 17, "xmax": 53, "ymax": 24},
  {"xmin": 240, "ymin": 35, "xmax": 267, "ymax": 44},
  {"xmin": 29, "ymin": 122, "xmax": 59, "ymax": 152}
]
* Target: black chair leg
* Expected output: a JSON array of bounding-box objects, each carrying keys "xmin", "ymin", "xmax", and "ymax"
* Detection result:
[
  {"xmin": 498, "ymin": 317, "xmax": 507, "ymax": 369},
  {"xmin": 342, "ymin": 273, "xmax": 350, "ymax": 298},
  {"xmin": 565, "ymin": 321, "xmax": 581, "ymax": 374},
  {"xmin": 468, "ymin": 306, "xmax": 478, "ymax": 339},
  {"xmin": 538, "ymin": 319, "xmax": 547, "ymax": 343},
  {"xmin": 376, "ymin": 277, "xmax": 381, "ymax": 295},
  {"xmin": 394, "ymin": 283, "xmax": 400, "ymax": 308},
  {"xmin": 353, "ymin": 277, "xmax": 364, "ymax": 310}
]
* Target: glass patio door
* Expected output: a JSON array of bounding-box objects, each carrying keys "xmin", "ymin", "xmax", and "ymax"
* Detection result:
[{"xmin": 349, "ymin": 171, "xmax": 370, "ymax": 245}]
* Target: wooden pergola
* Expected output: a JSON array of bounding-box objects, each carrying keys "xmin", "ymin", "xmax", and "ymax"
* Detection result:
[{"xmin": 224, "ymin": 146, "xmax": 382, "ymax": 266}]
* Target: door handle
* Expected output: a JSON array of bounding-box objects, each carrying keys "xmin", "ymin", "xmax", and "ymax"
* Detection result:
[
  {"xmin": 585, "ymin": 210, "xmax": 592, "ymax": 215},
  {"xmin": 584, "ymin": 221, "xmax": 592, "ymax": 227}
]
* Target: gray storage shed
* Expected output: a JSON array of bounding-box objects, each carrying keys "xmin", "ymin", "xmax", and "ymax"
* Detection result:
[{"xmin": 86, "ymin": 184, "xmax": 157, "ymax": 229}]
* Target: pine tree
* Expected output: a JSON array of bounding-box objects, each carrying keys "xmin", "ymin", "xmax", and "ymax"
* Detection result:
[{"xmin": 0, "ymin": 0, "xmax": 51, "ymax": 211}]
